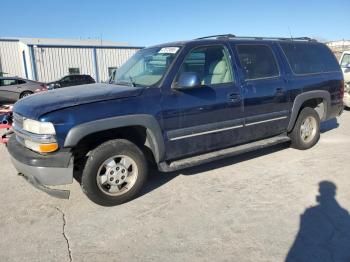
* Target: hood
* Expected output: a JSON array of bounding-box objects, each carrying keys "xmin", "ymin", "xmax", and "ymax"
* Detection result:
[{"xmin": 14, "ymin": 83, "xmax": 144, "ymax": 119}]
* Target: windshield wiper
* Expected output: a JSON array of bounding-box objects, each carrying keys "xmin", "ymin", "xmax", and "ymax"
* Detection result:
[{"xmin": 114, "ymin": 76, "xmax": 136, "ymax": 87}]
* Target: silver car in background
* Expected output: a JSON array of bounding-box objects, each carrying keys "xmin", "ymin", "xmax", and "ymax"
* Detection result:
[{"xmin": 0, "ymin": 77, "xmax": 47, "ymax": 102}]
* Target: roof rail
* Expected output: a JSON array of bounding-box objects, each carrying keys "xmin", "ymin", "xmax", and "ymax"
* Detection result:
[
  {"xmin": 195, "ymin": 34, "xmax": 316, "ymax": 42},
  {"xmin": 196, "ymin": 34, "xmax": 236, "ymax": 40}
]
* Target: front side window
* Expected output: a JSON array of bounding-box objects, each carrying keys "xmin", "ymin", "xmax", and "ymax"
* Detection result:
[
  {"xmin": 236, "ymin": 45, "xmax": 279, "ymax": 80},
  {"xmin": 341, "ymin": 54, "xmax": 350, "ymax": 68},
  {"xmin": 112, "ymin": 46, "xmax": 181, "ymax": 87},
  {"xmin": 0, "ymin": 79, "xmax": 17, "ymax": 86},
  {"xmin": 176, "ymin": 45, "xmax": 233, "ymax": 86}
]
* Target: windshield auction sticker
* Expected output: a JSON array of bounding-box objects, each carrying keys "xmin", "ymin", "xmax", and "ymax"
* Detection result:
[{"xmin": 158, "ymin": 47, "xmax": 179, "ymax": 54}]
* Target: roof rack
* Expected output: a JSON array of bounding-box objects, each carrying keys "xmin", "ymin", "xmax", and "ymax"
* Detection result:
[{"xmin": 196, "ymin": 34, "xmax": 316, "ymax": 42}]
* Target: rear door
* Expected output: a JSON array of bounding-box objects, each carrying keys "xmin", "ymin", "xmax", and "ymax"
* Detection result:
[
  {"xmin": 160, "ymin": 44, "xmax": 245, "ymax": 160},
  {"xmin": 233, "ymin": 43, "xmax": 289, "ymax": 141}
]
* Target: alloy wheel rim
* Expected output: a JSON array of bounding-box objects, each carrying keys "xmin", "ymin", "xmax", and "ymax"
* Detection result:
[
  {"xmin": 300, "ymin": 116, "xmax": 317, "ymax": 143},
  {"xmin": 96, "ymin": 155, "xmax": 138, "ymax": 196}
]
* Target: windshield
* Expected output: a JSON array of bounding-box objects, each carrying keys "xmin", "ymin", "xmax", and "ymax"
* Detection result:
[{"xmin": 111, "ymin": 46, "xmax": 181, "ymax": 87}]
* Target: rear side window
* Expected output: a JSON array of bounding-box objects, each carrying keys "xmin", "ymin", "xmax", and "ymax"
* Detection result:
[
  {"xmin": 280, "ymin": 42, "xmax": 340, "ymax": 74},
  {"xmin": 17, "ymin": 80, "xmax": 26, "ymax": 84},
  {"xmin": 236, "ymin": 45, "xmax": 279, "ymax": 80}
]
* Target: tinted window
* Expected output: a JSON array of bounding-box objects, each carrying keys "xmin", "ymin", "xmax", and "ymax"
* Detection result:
[
  {"xmin": 280, "ymin": 42, "xmax": 340, "ymax": 74},
  {"xmin": 340, "ymin": 54, "xmax": 350, "ymax": 68},
  {"xmin": 62, "ymin": 76, "xmax": 75, "ymax": 82},
  {"xmin": 236, "ymin": 45, "xmax": 279, "ymax": 80},
  {"xmin": 17, "ymin": 80, "xmax": 26, "ymax": 84},
  {"xmin": 177, "ymin": 45, "xmax": 233, "ymax": 85}
]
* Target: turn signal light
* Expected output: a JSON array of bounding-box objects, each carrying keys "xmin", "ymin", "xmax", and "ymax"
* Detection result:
[{"xmin": 39, "ymin": 143, "xmax": 59, "ymax": 153}]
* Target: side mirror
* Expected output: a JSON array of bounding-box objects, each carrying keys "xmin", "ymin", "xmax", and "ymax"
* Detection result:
[
  {"xmin": 175, "ymin": 72, "xmax": 201, "ymax": 90},
  {"xmin": 346, "ymin": 63, "xmax": 350, "ymax": 69}
]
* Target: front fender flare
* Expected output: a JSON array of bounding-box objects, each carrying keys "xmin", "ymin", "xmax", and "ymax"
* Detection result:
[{"xmin": 64, "ymin": 114, "xmax": 165, "ymax": 163}]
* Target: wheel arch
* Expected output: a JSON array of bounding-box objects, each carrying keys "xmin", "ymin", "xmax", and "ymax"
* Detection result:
[
  {"xmin": 287, "ymin": 90, "xmax": 331, "ymax": 132},
  {"xmin": 64, "ymin": 114, "xmax": 165, "ymax": 163}
]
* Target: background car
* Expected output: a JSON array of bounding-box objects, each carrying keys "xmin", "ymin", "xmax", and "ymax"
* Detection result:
[
  {"xmin": 340, "ymin": 51, "xmax": 350, "ymax": 82},
  {"xmin": 0, "ymin": 77, "xmax": 47, "ymax": 102},
  {"xmin": 48, "ymin": 74, "xmax": 95, "ymax": 89},
  {"xmin": 339, "ymin": 52, "xmax": 350, "ymax": 108}
]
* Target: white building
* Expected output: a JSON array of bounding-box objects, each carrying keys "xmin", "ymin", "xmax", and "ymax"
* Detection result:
[
  {"xmin": 326, "ymin": 40, "xmax": 350, "ymax": 60},
  {"xmin": 0, "ymin": 37, "xmax": 142, "ymax": 82}
]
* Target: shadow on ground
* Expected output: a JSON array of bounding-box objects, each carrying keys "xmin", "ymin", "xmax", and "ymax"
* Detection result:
[
  {"xmin": 286, "ymin": 181, "xmax": 350, "ymax": 262},
  {"xmin": 140, "ymin": 142, "xmax": 290, "ymax": 197},
  {"xmin": 140, "ymin": 118, "xmax": 339, "ymax": 197}
]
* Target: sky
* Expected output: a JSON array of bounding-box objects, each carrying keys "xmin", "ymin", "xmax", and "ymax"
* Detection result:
[{"xmin": 1, "ymin": 0, "xmax": 349, "ymax": 47}]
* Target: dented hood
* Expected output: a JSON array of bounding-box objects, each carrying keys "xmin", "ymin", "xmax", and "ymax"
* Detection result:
[{"xmin": 14, "ymin": 83, "xmax": 144, "ymax": 119}]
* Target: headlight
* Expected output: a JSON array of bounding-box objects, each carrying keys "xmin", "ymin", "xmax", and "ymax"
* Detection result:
[
  {"xmin": 23, "ymin": 119, "xmax": 56, "ymax": 135},
  {"xmin": 18, "ymin": 119, "xmax": 58, "ymax": 153}
]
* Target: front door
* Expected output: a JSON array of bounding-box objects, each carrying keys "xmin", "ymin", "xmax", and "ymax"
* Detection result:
[
  {"xmin": 233, "ymin": 43, "xmax": 289, "ymax": 141},
  {"xmin": 160, "ymin": 44, "xmax": 245, "ymax": 160}
]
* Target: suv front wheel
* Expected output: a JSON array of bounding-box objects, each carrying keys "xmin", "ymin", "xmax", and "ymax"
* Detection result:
[
  {"xmin": 289, "ymin": 107, "xmax": 320, "ymax": 150},
  {"xmin": 81, "ymin": 139, "xmax": 148, "ymax": 206}
]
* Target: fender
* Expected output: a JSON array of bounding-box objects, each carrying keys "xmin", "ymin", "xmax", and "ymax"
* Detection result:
[
  {"xmin": 64, "ymin": 114, "xmax": 165, "ymax": 163},
  {"xmin": 287, "ymin": 90, "xmax": 331, "ymax": 132}
]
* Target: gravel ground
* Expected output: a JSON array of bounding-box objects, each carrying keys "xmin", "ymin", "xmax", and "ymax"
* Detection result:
[{"xmin": 0, "ymin": 110, "xmax": 350, "ymax": 262}]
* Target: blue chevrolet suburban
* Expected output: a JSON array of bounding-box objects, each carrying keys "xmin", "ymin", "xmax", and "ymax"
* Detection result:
[{"xmin": 8, "ymin": 35, "xmax": 344, "ymax": 206}]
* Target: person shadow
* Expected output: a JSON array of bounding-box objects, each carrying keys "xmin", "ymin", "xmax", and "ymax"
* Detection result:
[{"xmin": 286, "ymin": 181, "xmax": 350, "ymax": 262}]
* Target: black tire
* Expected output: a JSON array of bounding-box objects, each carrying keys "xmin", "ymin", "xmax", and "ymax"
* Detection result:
[
  {"xmin": 19, "ymin": 91, "xmax": 33, "ymax": 99},
  {"xmin": 289, "ymin": 107, "xmax": 320, "ymax": 150},
  {"xmin": 81, "ymin": 139, "xmax": 148, "ymax": 206}
]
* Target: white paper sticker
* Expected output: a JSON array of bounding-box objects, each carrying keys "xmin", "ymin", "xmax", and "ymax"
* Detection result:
[{"xmin": 158, "ymin": 47, "xmax": 179, "ymax": 54}]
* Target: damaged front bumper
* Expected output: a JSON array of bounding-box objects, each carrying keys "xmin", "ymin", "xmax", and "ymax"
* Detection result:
[{"xmin": 7, "ymin": 136, "xmax": 73, "ymax": 199}]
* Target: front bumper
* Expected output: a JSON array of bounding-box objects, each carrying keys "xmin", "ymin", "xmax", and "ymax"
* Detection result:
[{"xmin": 7, "ymin": 136, "xmax": 73, "ymax": 199}]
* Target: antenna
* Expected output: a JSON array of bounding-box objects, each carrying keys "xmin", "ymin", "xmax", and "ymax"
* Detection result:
[{"xmin": 288, "ymin": 26, "xmax": 294, "ymax": 42}]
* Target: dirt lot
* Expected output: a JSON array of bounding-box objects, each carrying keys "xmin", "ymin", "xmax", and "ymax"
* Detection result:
[{"xmin": 0, "ymin": 110, "xmax": 350, "ymax": 262}]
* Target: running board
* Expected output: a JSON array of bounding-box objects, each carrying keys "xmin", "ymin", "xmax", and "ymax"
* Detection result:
[{"xmin": 158, "ymin": 135, "xmax": 290, "ymax": 172}]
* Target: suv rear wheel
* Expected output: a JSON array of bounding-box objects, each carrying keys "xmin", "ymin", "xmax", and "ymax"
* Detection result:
[
  {"xmin": 289, "ymin": 107, "xmax": 320, "ymax": 150},
  {"xmin": 81, "ymin": 139, "xmax": 148, "ymax": 206}
]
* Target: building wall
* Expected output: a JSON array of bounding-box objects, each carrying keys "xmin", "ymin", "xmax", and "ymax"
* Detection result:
[
  {"xmin": 33, "ymin": 46, "xmax": 96, "ymax": 82},
  {"xmin": 0, "ymin": 41, "xmax": 24, "ymax": 77},
  {"xmin": 326, "ymin": 40, "xmax": 350, "ymax": 60},
  {"xmin": 0, "ymin": 39, "xmax": 141, "ymax": 82}
]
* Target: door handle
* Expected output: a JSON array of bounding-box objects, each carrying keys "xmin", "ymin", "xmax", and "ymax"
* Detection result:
[{"xmin": 228, "ymin": 93, "xmax": 241, "ymax": 102}]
